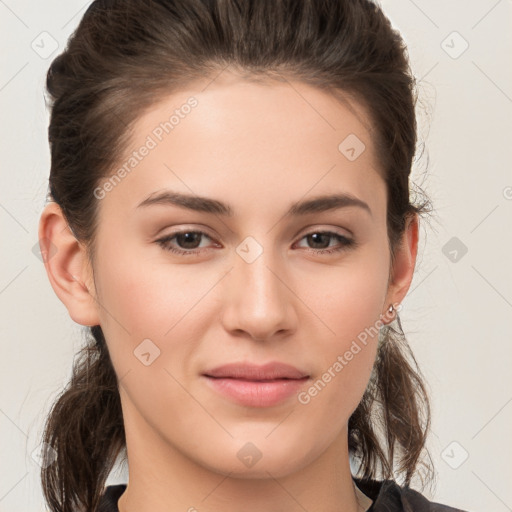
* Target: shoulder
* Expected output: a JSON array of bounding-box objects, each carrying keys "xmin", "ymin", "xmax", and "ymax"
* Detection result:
[
  {"xmin": 98, "ymin": 484, "xmax": 126, "ymax": 512},
  {"xmin": 353, "ymin": 477, "xmax": 471, "ymax": 512},
  {"xmin": 99, "ymin": 480, "xmax": 471, "ymax": 512}
]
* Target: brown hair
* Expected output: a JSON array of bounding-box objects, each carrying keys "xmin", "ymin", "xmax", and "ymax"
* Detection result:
[{"xmin": 41, "ymin": 0, "xmax": 435, "ymax": 510}]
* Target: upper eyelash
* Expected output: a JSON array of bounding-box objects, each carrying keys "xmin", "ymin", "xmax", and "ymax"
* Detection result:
[{"xmin": 155, "ymin": 230, "xmax": 356, "ymax": 256}]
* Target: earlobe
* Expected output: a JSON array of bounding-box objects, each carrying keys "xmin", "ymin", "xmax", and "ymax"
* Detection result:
[{"xmin": 38, "ymin": 202, "xmax": 101, "ymax": 327}]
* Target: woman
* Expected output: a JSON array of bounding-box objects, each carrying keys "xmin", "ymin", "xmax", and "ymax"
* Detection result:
[{"xmin": 37, "ymin": 0, "xmax": 470, "ymax": 511}]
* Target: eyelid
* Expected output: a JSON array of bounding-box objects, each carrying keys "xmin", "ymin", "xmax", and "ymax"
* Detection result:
[
  {"xmin": 294, "ymin": 224, "xmax": 352, "ymax": 239},
  {"xmin": 161, "ymin": 224, "xmax": 217, "ymax": 239}
]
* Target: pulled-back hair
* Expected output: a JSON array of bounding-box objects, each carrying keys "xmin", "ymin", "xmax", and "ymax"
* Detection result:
[{"xmin": 41, "ymin": 0, "xmax": 435, "ymax": 510}]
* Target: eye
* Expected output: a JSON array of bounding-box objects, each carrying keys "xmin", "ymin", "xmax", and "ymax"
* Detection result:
[
  {"xmin": 155, "ymin": 229, "xmax": 356, "ymax": 256},
  {"xmin": 294, "ymin": 231, "xmax": 356, "ymax": 254},
  {"xmin": 155, "ymin": 230, "xmax": 218, "ymax": 256}
]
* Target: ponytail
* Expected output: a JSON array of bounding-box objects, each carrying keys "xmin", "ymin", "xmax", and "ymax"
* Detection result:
[
  {"xmin": 40, "ymin": 326, "xmax": 125, "ymax": 512},
  {"xmin": 349, "ymin": 315, "xmax": 434, "ymax": 489}
]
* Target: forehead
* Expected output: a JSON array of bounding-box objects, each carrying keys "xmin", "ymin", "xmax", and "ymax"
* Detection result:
[{"xmin": 99, "ymin": 72, "xmax": 386, "ymax": 223}]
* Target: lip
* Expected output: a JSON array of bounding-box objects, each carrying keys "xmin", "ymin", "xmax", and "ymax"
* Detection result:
[
  {"xmin": 202, "ymin": 362, "xmax": 310, "ymax": 407},
  {"xmin": 203, "ymin": 361, "xmax": 309, "ymax": 380}
]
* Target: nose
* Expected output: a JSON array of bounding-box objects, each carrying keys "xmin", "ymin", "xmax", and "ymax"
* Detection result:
[{"xmin": 220, "ymin": 246, "xmax": 297, "ymax": 341}]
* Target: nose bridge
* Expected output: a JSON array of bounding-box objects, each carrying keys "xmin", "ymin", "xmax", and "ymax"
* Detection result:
[{"xmin": 223, "ymin": 237, "xmax": 294, "ymax": 339}]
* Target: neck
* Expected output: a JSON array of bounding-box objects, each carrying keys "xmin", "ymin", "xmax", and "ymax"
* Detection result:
[{"xmin": 117, "ymin": 397, "xmax": 366, "ymax": 512}]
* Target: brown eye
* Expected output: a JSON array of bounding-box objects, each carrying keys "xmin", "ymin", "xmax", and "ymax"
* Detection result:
[
  {"xmin": 295, "ymin": 231, "xmax": 356, "ymax": 254},
  {"xmin": 156, "ymin": 230, "xmax": 216, "ymax": 256}
]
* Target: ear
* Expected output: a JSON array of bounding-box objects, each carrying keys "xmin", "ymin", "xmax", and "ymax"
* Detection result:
[
  {"xmin": 37, "ymin": 202, "xmax": 101, "ymax": 327},
  {"xmin": 382, "ymin": 213, "xmax": 419, "ymax": 319}
]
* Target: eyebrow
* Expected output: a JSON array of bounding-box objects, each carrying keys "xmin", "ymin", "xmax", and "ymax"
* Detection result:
[{"xmin": 136, "ymin": 190, "xmax": 372, "ymax": 218}]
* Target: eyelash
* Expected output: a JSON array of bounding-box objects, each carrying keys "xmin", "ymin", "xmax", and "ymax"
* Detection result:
[{"xmin": 155, "ymin": 229, "xmax": 357, "ymax": 256}]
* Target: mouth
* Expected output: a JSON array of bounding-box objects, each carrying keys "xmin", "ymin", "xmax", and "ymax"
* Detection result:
[
  {"xmin": 203, "ymin": 361, "xmax": 309, "ymax": 380},
  {"xmin": 201, "ymin": 362, "xmax": 310, "ymax": 407}
]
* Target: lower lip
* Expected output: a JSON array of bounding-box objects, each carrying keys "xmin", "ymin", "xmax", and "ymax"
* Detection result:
[{"xmin": 202, "ymin": 376, "xmax": 310, "ymax": 407}]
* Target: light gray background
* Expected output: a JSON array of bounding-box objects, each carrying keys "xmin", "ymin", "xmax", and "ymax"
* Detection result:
[{"xmin": 1, "ymin": 1, "xmax": 511, "ymax": 511}]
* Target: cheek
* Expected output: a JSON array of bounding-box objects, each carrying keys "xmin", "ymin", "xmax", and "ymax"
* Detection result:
[
  {"xmin": 295, "ymin": 251, "xmax": 389, "ymax": 410},
  {"xmin": 93, "ymin": 251, "xmax": 208, "ymax": 429},
  {"xmin": 92, "ymin": 240, "xmax": 201, "ymax": 372},
  {"xmin": 301, "ymin": 250, "xmax": 389, "ymax": 345},
  {"xmin": 95, "ymin": 235, "xmax": 208, "ymax": 330}
]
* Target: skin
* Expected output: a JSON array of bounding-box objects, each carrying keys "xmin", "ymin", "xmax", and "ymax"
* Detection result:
[{"xmin": 39, "ymin": 70, "xmax": 418, "ymax": 512}]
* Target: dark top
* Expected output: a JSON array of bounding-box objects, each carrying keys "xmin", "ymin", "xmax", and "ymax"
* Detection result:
[{"xmin": 98, "ymin": 478, "xmax": 470, "ymax": 511}]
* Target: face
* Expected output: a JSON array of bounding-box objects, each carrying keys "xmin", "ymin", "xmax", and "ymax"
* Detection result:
[{"xmin": 78, "ymin": 73, "xmax": 401, "ymax": 478}]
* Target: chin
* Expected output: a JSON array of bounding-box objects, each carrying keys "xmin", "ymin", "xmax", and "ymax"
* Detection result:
[{"xmin": 197, "ymin": 438, "xmax": 317, "ymax": 480}]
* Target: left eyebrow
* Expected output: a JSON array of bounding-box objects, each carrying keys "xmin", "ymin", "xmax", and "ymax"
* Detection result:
[
  {"xmin": 136, "ymin": 190, "xmax": 372, "ymax": 218},
  {"xmin": 286, "ymin": 193, "xmax": 372, "ymax": 218}
]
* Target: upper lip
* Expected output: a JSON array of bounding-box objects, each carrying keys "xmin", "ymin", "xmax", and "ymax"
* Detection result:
[{"xmin": 203, "ymin": 362, "xmax": 309, "ymax": 380}]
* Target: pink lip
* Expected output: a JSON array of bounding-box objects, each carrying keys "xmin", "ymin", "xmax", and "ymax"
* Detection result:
[
  {"xmin": 203, "ymin": 361, "xmax": 309, "ymax": 380},
  {"xmin": 202, "ymin": 362, "xmax": 310, "ymax": 407}
]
